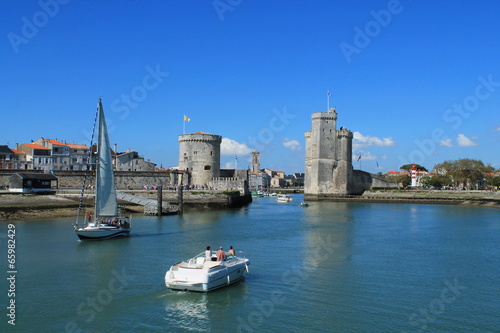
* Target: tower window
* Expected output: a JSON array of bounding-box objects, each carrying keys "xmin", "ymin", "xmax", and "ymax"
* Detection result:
[{"xmin": 204, "ymin": 165, "xmax": 211, "ymax": 170}]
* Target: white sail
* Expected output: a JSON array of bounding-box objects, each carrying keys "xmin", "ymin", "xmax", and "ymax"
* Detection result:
[{"xmin": 95, "ymin": 98, "xmax": 118, "ymax": 217}]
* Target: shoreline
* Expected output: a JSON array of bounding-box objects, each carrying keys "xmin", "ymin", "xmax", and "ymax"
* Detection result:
[
  {"xmin": 0, "ymin": 191, "xmax": 252, "ymax": 221},
  {"xmin": 1, "ymin": 190, "xmax": 499, "ymax": 221}
]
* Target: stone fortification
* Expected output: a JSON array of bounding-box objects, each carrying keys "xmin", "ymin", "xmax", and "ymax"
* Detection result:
[
  {"xmin": 0, "ymin": 170, "xmax": 182, "ymax": 190},
  {"xmin": 304, "ymin": 107, "xmax": 371, "ymax": 199},
  {"xmin": 178, "ymin": 132, "xmax": 222, "ymax": 186}
]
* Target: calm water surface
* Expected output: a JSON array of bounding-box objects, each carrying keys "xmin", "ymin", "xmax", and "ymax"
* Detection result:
[{"xmin": 1, "ymin": 195, "xmax": 499, "ymax": 332}]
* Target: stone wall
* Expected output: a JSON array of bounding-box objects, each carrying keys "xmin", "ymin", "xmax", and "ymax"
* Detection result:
[
  {"xmin": 370, "ymin": 174, "xmax": 399, "ymax": 189},
  {"xmin": 210, "ymin": 177, "xmax": 250, "ymax": 196},
  {"xmin": 0, "ymin": 170, "xmax": 182, "ymax": 190}
]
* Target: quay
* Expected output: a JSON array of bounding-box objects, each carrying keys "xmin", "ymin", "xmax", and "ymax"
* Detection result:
[
  {"xmin": 311, "ymin": 190, "xmax": 500, "ymax": 208},
  {"xmin": 0, "ymin": 189, "xmax": 252, "ymax": 221}
]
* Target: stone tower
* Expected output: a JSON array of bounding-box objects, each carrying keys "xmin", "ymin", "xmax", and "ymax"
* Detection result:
[
  {"xmin": 178, "ymin": 132, "xmax": 222, "ymax": 185},
  {"xmin": 251, "ymin": 151, "xmax": 260, "ymax": 174},
  {"xmin": 304, "ymin": 107, "xmax": 356, "ymax": 198}
]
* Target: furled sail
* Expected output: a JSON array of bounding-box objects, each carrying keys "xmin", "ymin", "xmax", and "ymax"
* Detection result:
[{"xmin": 95, "ymin": 98, "xmax": 118, "ymax": 217}]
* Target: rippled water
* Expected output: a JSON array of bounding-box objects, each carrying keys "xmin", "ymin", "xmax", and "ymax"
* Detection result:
[{"xmin": 2, "ymin": 195, "xmax": 499, "ymax": 332}]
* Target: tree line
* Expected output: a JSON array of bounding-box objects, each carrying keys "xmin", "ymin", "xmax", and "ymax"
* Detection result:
[{"xmin": 387, "ymin": 159, "xmax": 500, "ymax": 189}]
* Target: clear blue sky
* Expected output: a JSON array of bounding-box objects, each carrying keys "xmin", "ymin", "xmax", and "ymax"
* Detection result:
[{"xmin": 2, "ymin": 0, "xmax": 499, "ymax": 174}]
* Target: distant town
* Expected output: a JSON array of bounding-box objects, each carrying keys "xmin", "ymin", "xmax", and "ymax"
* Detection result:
[{"xmin": 1, "ymin": 108, "xmax": 499, "ymax": 194}]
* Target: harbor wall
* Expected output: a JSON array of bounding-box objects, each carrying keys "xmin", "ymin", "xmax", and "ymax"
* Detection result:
[{"xmin": 0, "ymin": 170, "xmax": 181, "ymax": 189}]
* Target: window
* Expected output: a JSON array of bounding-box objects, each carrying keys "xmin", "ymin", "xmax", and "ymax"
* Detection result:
[{"xmin": 204, "ymin": 165, "xmax": 211, "ymax": 170}]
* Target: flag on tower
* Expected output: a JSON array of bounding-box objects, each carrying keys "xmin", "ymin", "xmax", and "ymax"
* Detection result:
[{"xmin": 183, "ymin": 115, "xmax": 190, "ymax": 121}]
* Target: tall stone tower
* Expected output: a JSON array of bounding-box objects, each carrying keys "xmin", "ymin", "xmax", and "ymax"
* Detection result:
[
  {"xmin": 251, "ymin": 151, "xmax": 260, "ymax": 174},
  {"xmin": 304, "ymin": 107, "xmax": 355, "ymax": 198},
  {"xmin": 178, "ymin": 132, "xmax": 222, "ymax": 185}
]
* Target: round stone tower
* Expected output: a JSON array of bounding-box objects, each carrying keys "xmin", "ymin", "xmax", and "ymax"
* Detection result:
[{"xmin": 178, "ymin": 132, "xmax": 222, "ymax": 185}]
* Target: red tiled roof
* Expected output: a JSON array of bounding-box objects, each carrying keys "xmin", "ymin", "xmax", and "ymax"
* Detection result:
[
  {"xmin": 66, "ymin": 144, "xmax": 89, "ymax": 149},
  {"xmin": 11, "ymin": 149, "xmax": 26, "ymax": 154},
  {"xmin": 43, "ymin": 139, "xmax": 66, "ymax": 146},
  {"xmin": 23, "ymin": 143, "xmax": 49, "ymax": 149}
]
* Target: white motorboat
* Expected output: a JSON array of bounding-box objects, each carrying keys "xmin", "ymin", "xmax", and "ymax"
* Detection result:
[
  {"xmin": 74, "ymin": 98, "xmax": 131, "ymax": 240},
  {"xmin": 276, "ymin": 194, "xmax": 293, "ymax": 202},
  {"xmin": 165, "ymin": 251, "xmax": 250, "ymax": 292}
]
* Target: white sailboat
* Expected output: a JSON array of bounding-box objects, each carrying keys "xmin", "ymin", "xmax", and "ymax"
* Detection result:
[{"xmin": 74, "ymin": 98, "xmax": 131, "ymax": 240}]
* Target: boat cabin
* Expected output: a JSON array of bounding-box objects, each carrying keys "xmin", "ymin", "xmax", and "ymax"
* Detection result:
[{"xmin": 9, "ymin": 173, "xmax": 58, "ymax": 193}]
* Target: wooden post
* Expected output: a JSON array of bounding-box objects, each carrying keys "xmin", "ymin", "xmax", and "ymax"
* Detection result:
[
  {"xmin": 178, "ymin": 185, "xmax": 183, "ymax": 215},
  {"xmin": 157, "ymin": 185, "xmax": 162, "ymax": 216}
]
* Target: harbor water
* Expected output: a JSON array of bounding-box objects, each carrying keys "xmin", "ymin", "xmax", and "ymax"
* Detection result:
[{"xmin": 1, "ymin": 195, "xmax": 499, "ymax": 332}]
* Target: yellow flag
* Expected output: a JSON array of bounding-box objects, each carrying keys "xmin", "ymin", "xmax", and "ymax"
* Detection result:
[{"xmin": 184, "ymin": 115, "xmax": 190, "ymax": 121}]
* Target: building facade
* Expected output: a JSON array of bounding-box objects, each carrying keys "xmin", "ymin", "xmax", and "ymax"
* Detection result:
[{"xmin": 115, "ymin": 150, "xmax": 156, "ymax": 171}]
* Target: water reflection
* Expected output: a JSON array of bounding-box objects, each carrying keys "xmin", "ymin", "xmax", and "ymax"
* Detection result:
[{"xmin": 162, "ymin": 282, "xmax": 248, "ymax": 331}]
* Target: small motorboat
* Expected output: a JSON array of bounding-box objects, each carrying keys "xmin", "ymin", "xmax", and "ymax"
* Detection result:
[
  {"xmin": 276, "ymin": 194, "xmax": 293, "ymax": 202},
  {"xmin": 165, "ymin": 251, "xmax": 250, "ymax": 292},
  {"xmin": 300, "ymin": 201, "xmax": 309, "ymax": 207}
]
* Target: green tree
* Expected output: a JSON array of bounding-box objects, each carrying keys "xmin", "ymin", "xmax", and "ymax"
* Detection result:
[
  {"xmin": 400, "ymin": 164, "xmax": 428, "ymax": 172},
  {"xmin": 484, "ymin": 174, "xmax": 500, "ymax": 187},
  {"xmin": 420, "ymin": 174, "xmax": 452, "ymax": 188},
  {"xmin": 392, "ymin": 174, "xmax": 411, "ymax": 188},
  {"xmin": 433, "ymin": 158, "xmax": 494, "ymax": 189}
]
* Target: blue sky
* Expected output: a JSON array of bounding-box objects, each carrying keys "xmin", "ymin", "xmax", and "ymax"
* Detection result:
[{"xmin": 1, "ymin": 0, "xmax": 499, "ymax": 174}]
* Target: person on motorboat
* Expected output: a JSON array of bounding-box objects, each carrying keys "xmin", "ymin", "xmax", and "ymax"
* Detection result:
[
  {"xmin": 228, "ymin": 246, "xmax": 236, "ymax": 256},
  {"xmin": 205, "ymin": 246, "xmax": 212, "ymax": 260},
  {"xmin": 216, "ymin": 247, "xmax": 226, "ymax": 261}
]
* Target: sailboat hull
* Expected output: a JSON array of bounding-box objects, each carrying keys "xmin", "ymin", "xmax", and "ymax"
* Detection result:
[{"xmin": 75, "ymin": 225, "xmax": 130, "ymax": 240}]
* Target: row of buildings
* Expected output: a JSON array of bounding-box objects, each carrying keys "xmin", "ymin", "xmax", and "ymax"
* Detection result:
[
  {"xmin": 0, "ymin": 138, "xmax": 156, "ymax": 172},
  {"xmin": 1, "ymin": 137, "xmax": 303, "ymax": 190}
]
